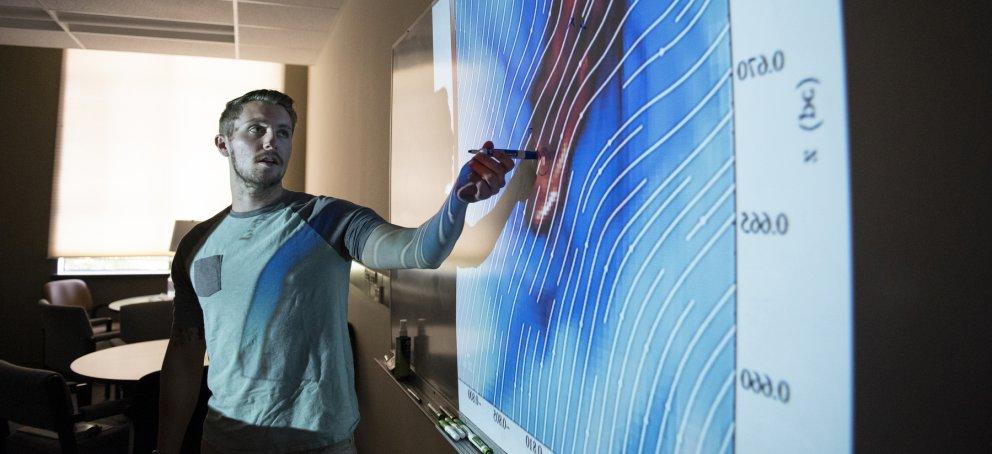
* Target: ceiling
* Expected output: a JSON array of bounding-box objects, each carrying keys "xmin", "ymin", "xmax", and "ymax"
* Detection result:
[{"xmin": 0, "ymin": 0, "xmax": 345, "ymax": 65}]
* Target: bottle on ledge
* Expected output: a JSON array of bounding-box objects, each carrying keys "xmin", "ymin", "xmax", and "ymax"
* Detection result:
[{"xmin": 392, "ymin": 319, "xmax": 412, "ymax": 380}]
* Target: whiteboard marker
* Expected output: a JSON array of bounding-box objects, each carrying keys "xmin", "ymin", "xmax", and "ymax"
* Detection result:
[
  {"xmin": 451, "ymin": 417, "xmax": 473, "ymax": 440},
  {"xmin": 468, "ymin": 148, "xmax": 539, "ymax": 160},
  {"xmin": 462, "ymin": 427, "xmax": 494, "ymax": 454},
  {"xmin": 437, "ymin": 418, "xmax": 465, "ymax": 440}
]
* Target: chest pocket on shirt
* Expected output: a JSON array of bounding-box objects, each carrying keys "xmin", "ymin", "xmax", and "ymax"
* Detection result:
[{"xmin": 193, "ymin": 254, "xmax": 223, "ymax": 297}]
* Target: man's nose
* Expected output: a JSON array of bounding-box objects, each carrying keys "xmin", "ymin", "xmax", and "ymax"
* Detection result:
[{"xmin": 262, "ymin": 129, "xmax": 276, "ymax": 150}]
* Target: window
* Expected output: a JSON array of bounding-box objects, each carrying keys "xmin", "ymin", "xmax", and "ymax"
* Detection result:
[{"xmin": 50, "ymin": 49, "xmax": 285, "ymax": 274}]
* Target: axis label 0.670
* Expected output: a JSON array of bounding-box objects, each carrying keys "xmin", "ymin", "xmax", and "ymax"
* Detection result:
[{"xmin": 735, "ymin": 50, "xmax": 785, "ymax": 81}]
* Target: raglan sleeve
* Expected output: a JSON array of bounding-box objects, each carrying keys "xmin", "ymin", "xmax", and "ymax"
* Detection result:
[
  {"xmin": 170, "ymin": 232, "xmax": 204, "ymax": 331},
  {"xmin": 342, "ymin": 190, "xmax": 468, "ymax": 269}
]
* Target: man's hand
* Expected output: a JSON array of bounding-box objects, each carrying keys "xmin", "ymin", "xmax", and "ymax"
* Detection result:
[{"xmin": 456, "ymin": 141, "xmax": 515, "ymax": 203}]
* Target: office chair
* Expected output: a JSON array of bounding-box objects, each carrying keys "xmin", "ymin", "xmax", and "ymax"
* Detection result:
[
  {"xmin": 42, "ymin": 280, "xmax": 116, "ymax": 335},
  {"xmin": 119, "ymin": 300, "xmax": 173, "ymax": 344},
  {"xmin": 0, "ymin": 359, "xmax": 131, "ymax": 454},
  {"xmin": 37, "ymin": 300, "xmax": 124, "ymax": 406}
]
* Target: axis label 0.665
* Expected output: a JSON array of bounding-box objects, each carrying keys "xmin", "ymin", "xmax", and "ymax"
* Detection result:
[{"xmin": 738, "ymin": 211, "xmax": 789, "ymax": 235}]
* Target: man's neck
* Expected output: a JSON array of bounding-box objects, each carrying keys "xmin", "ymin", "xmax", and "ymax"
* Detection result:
[{"xmin": 230, "ymin": 182, "xmax": 287, "ymax": 213}]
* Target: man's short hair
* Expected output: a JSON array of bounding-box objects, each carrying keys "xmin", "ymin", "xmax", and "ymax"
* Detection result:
[{"xmin": 219, "ymin": 89, "xmax": 297, "ymax": 136}]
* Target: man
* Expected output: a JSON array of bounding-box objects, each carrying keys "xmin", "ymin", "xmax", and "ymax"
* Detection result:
[{"xmin": 155, "ymin": 89, "xmax": 513, "ymax": 454}]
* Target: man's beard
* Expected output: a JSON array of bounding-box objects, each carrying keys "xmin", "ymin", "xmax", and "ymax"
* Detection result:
[{"xmin": 231, "ymin": 154, "xmax": 283, "ymax": 189}]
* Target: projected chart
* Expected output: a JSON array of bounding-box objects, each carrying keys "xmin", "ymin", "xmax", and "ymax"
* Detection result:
[{"xmin": 450, "ymin": 1, "xmax": 851, "ymax": 453}]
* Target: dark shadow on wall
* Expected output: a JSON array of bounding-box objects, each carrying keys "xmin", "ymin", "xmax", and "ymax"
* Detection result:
[
  {"xmin": 845, "ymin": 1, "xmax": 992, "ymax": 452},
  {"xmin": 0, "ymin": 45, "xmax": 63, "ymax": 367}
]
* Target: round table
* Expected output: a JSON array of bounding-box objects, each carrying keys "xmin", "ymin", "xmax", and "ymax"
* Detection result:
[
  {"xmin": 70, "ymin": 340, "xmax": 209, "ymax": 452},
  {"xmin": 107, "ymin": 293, "xmax": 173, "ymax": 312},
  {"xmin": 70, "ymin": 339, "xmax": 208, "ymax": 382}
]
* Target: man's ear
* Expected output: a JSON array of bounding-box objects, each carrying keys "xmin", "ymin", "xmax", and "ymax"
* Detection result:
[{"xmin": 215, "ymin": 134, "xmax": 230, "ymax": 157}]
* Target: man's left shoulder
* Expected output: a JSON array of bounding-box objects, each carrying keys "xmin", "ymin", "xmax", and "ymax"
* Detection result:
[
  {"xmin": 294, "ymin": 194, "xmax": 379, "ymax": 228},
  {"xmin": 309, "ymin": 194, "xmax": 373, "ymax": 213}
]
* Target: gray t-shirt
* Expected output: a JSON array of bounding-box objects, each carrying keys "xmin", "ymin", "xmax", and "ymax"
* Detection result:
[{"xmin": 171, "ymin": 190, "xmax": 465, "ymax": 453}]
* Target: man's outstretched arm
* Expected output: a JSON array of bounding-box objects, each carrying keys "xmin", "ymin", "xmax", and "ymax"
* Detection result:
[
  {"xmin": 350, "ymin": 141, "xmax": 514, "ymax": 269},
  {"xmin": 357, "ymin": 188, "xmax": 467, "ymax": 269}
]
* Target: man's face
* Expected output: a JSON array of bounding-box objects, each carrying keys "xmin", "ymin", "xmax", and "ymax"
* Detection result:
[{"xmin": 218, "ymin": 101, "xmax": 293, "ymax": 188}]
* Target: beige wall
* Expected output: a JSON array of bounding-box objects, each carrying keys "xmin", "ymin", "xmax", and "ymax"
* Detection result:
[
  {"xmin": 306, "ymin": 1, "xmax": 452, "ymax": 452},
  {"xmin": 282, "ymin": 64, "xmax": 309, "ymax": 192},
  {"xmin": 307, "ymin": 0, "xmax": 432, "ymax": 216}
]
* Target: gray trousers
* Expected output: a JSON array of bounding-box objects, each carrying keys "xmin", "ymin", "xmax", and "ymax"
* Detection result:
[{"xmin": 200, "ymin": 435, "xmax": 357, "ymax": 454}]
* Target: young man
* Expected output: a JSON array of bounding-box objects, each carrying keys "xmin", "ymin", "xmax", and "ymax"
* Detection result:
[{"xmin": 156, "ymin": 89, "xmax": 513, "ymax": 454}]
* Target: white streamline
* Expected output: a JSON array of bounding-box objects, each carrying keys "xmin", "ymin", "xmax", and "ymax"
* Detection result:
[
  {"xmin": 550, "ymin": 179, "xmax": 648, "ymax": 449},
  {"xmin": 686, "ymin": 183, "xmax": 735, "ymax": 242},
  {"xmin": 673, "ymin": 308, "xmax": 736, "ymax": 454},
  {"xmin": 622, "ymin": 0, "xmax": 715, "ymax": 90},
  {"xmin": 693, "ymin": 373, "xmax": 734, "ymax": 454},
  {"xmin": 611, "ymin": 214, "xmax": 734, "ymax": 450}
]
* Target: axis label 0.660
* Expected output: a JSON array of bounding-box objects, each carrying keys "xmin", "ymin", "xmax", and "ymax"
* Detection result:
[{"xmin": 739, "ymin": 368, "xmax": 791, "ymax": 404}]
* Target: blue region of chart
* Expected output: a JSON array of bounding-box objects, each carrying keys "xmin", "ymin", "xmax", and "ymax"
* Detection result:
[{"xmin": 454, "ymin": 0, "xmax": 737, "ymax": 452}]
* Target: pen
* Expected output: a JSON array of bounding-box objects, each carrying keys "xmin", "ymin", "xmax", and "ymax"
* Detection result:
[
  {"xmin": 468, "ymin": 148, "xmax": 540, "ymax": 160},
  {"xmin": 404, "ymin": 386, "xmax": 422, "ymax": 403}
]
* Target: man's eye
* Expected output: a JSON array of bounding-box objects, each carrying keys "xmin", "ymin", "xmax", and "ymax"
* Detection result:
[
  {"xmin": 278, "ymin": 130, "xmax": 291, "ymax": 138},
  {"xmin": 248, "ymin": 125, "xmax": 264, "ymax": 134}
]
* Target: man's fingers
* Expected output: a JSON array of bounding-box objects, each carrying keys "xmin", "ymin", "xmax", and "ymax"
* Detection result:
[
  {"xmin": 476, "ymin": 141, "xmax": 512, "ymax": 173},
  {"xmin": 470, "ymin": 160, "xmax": 504, "ymax": 189},
  {"xmin": 492, "ymin": 151, "xmax": 515, "ymax": 172},
  {"xmin": 457, "ymin": 140, "xmax": 512, "ymax": 202},
  {"xmin": 475, "ymin": 180, "xmax": 494, "ymax": 200},
  {"xmin": 472, "ymin": 152, "xmax": 504, "ymax": 175},
  {"xmin": 468, "ymin": 160, "xmax": 491, "ymax": 182},
  {"xmin": 456, "ymin": 170, "xmax": 497, "ymax": 202},
  {"xmin": 470, "ymin": 166, "xmax": 498, "ymax": 200}
]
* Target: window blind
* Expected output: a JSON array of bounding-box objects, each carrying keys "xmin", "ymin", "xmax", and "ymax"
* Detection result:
[{"xmin": 50, "ymin": 48, "xmax": 285, "ymax": 258}]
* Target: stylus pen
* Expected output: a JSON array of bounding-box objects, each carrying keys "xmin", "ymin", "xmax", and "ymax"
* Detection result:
[{"xmin": 468, "ymin": 148, "xmax": 539, "ymax": 160}]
